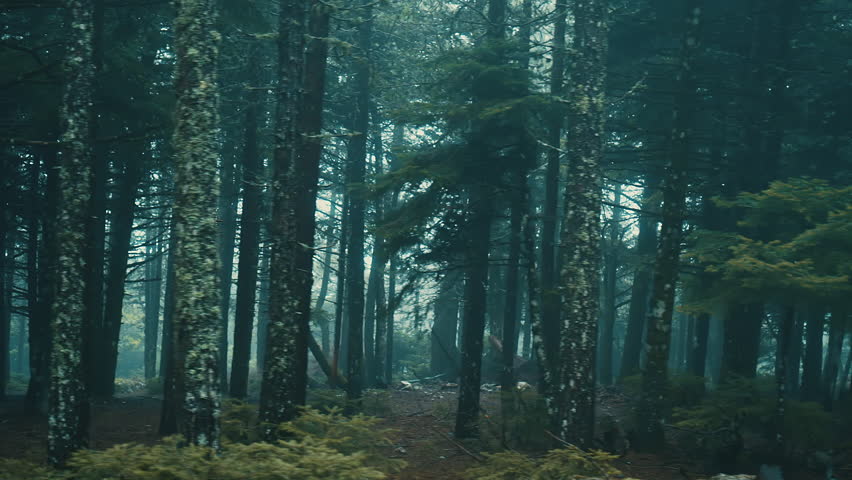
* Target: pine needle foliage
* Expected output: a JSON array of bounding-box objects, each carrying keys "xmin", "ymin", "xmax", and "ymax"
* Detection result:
[
  {"xmin": 463, "ymin": 444, "xmax": 638, "ymax": 480},
  {"xmin": 0, "ymin": 406, "xmax": 405, "ymax": 480},
  {"xmin": 673, "ymin": 377, "xmax": 834, "ymax": 456}
]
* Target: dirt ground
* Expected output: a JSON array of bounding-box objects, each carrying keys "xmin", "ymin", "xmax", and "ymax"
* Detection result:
[{"xmin": 0, "ymin": 388, "xmax": 839, "ymax": 480}]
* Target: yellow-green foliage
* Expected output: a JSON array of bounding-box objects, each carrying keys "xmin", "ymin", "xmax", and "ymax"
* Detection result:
[
  {"xmin": 463, "ymin": 445, "xmax": 638, "ymax": 480},
  {"xmin": 686, "ymin": 178, "xmax": 852, "ymax": 308},
  {"xmin": 221, "ymin": 399, "xmax": 261, "ymax": 443},
  {"xmin": 222, "ymin": 400, "xmax": 404, "ymax": 473},
  {"xmin": 64, "ymin": 436, "xmax": 387, "ymax": 480},
  {"xmin": 279, "ymin": 407, "xmax": 404, "ymax": 473},
  {"xmin": 674, "ymin": 377, "xmax": 834, "ymax": 453},
  {"xmin": 0, "ymin": 459, "xmax": 58, "ymax": 480},
  {"xmin": 0, "ymin": 405, "xmax": 405, "ymax": 480},
  {"xmin": 114, "ymin": 376, "xmax": 147, "ymax": 394}
]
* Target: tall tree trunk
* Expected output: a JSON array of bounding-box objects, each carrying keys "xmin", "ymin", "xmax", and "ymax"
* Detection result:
[
  {"xmin": 144, "ymin": 205, "xmax": 164, "ymax": 380},
  {"xmin": 383, "ymin": 124, "xmax": 404, "ymax": 385},
  {"xmin": 334, "ymin": 193, "xmax": 349, "ymax": 378},
  {"xmin": 501, "ymin": 167, "xmax": 526, "ymax": 440},
  {"xmin": 345, "ymin": 0, "xmax": 373, "ymax": 400},
  {"xmin": 0, "ymin": 158, "xmax": 8, "ymax": 400},
  {"xmin": 722, "ymin": 303, "xmax": 763, "ymax": 379},
  {"xmin": 823, "ymin": 309, "xmax": 846, "ymax": 410},
  {"xmin": 620, "ymin": 175, "xmax": 660, "ymax": 379},
  {"xmin": 259, "ymin": 0, "xmax": 327, "ymax": 433},
  {"xmin": 774, "ymin": 305, "xmax": 795, "ymax": 465},
  {"xmin": 314, "ymin": 195, "xmax": 337, "ymax": 353},
  {"xmin": 432, "ymin": 271, "xmax": 460, "ymax": 378},
  {"xmin": 454, "ymin": 0, "xmax": 505, "ymax": 439},
  {"xmin": 158, "ymin": 219, "xmax": 178, "ymax": 434},
  {"xmin": 216, "ymin": 151, "xmax": 239, "ymax": 393},
  {"xmin": 636, "ymin": 1, "xmax": 702, "ymax": 452},
  {"xmin": 690, "ymin": 313, "xmax": 710, "ymax": 377},
  {"xmin": 229, "ymin": 41, "xmax": 263, "ymax": 400},
  {"xmin": 454, "ymin": 183, "xmax": 495, "ymax": 439},
  {"xmin": 599, "ymin": 184, "xmax": 622, "ymax": 386},
  {"xmin": 48, "ymin": 0, "xmax": 95, "ymax": 462},
  {"xmin": 83, "ymin": 0, "xmax": 107, "ymax": 401},
  {"xmin": 26, "ymin": 157, "xmax": 50, "ymax": 414},
  {"xmin": 801, "ymin": 305, "xmax": 823, "ymax": 401},
  {"xmin": 97, "ymin": 150, "xmax": 145, "ymax": 398},
  {"xmin": 539, "ymin": 0, "xmax": 566, "ymax": 388},
  {"xmin": 785, "ymin": 309, "xmax": 803, "ymax": 398},
  {"xmin": 556, "ymin": 0, "xmax": 608, "ymax": 449},
  {"xmin": 170, "ymin": 0, "xmax": 222, "ymax": 447},
  {"xmin": 368, "ymin": 123, "xmax": 389, "ymax": 387},
  {"xmin": 256, "ymin": 236, "xmax": 271, "ymax": 374}
]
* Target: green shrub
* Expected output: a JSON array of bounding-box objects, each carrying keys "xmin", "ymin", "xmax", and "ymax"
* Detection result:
[
  {"xmin": 463, "ymin": 445, "xmax": 638, "ymax": 480},
  {"xmin": 0, "ymin": 404, "xmax": 405, "ymax": 480},
  {"xmin": 0, "ymin": 459, "xmax": 57, "ymax": 480},
  {"xmin": 65, "ymin": 436, "xmax": 387, "ymax": 480},
  {"xmin": 674, "ymin": 376, "xmax": 834, "ymax": 459},
  {"xmin": 279, "ymin": 407, "xmax": 404, "ymax": 473},
  {"xmin": 114, "ymin": 376, "xmax": 147, "ymax": 394}
]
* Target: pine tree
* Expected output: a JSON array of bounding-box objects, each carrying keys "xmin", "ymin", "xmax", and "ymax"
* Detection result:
[
  {"xmin": 636, "ymin": 0, "xmax": 703, "ymax": 453},
  {"xmin": 170, "ymin": 0, "xmax": 222, "ymax": 447},
  {"xmin": 556, "ymin": 0, "xmax": 609, "ymax": 449},
  {"xmin": 48, "ymin": 0, "xmax": 95, "ymax": 465}
]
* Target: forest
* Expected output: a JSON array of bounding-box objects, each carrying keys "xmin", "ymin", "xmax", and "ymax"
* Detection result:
[{"xmin": 0, "ymin": 0, "xmax": 851, "ymax": 478}]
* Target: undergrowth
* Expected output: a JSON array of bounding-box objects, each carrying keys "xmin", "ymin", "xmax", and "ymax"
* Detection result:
[
  {"xmin": 463, "ymin": 444, "xmax": 638, "ymax": 480},
  {"xmin": 0, "ymin": 402, "xmax": 405, "ymax": 480}
]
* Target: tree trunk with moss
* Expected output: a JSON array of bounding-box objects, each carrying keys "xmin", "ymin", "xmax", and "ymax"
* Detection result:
[
  {"xmin": 259, "ymin": 0, "xmax": 330, "ymax": 434},
  {"xmin": 555, "ymin": 0, "xmax": 608, "ymax": 449},
  {"xmin": 48, "ymin": 0, "xmax": 95, "ymax": 465},
  {"xmin": 345, "ymin": 0, "xmax": 373, "ymax": 401},
  {"xmin": 98, "ymin": 150, "xmax": 145, "ymax": 398},
  {"xmin": 539, "ymin": 0, "xmax": 566, "ymax": 391},
  {"xmin": 170, "ymin": 0, "xmax": 222, "ymax": 448},
  {"xmin": 636, "ymin": 1, "xmax": 702, "ymax": 453},
  {"xmin": 144, "ymin": 205, "xmax": 164, "ymax": 380},
  {"xmin": 229, "ymin": 41, "xmax": 263, "ymax": 400}
]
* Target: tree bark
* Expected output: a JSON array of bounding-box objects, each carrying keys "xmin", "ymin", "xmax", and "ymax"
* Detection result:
[
  {"xmin": 539, "ymin": 0, "xmax": 566, "ymax": 388},
  {"xmin": 26, "ymin": 156, "xmax": 50, "ymax": 414},
  {"xmin": 636, "ymin": 1, "xmax": 702, "ymax": 452},
  {"xmin": 690, "ymin": 313, "xmax": 710, "ymax": 377},
  {"xmin": 83, "ymin": 0, "xmax": 106, "ymax": 401},
  {"xmin": 619, "ymin": 174, "xmax": 660, "ymax": 379},
  {"xmin": 0, "ymin": 157, "xmax": 9, "ymax": 399},
  {"xmin": 345, "ymin": 0, "xmax": 373, "ymax": 400},
  {"xmin": 556, "ymin": 0, "xmax": 609, "ymax": 449},
  {"xmin": 144, "ymin": 204, "xmax": 163, "ymax": 380},
  {"xmin": 170, "ymin": 0, "xmax": 223, "ymax": 447},
  {"xmin": 259, "ymin": 0, "xmax": 327, "ymax": 433},
  {"xmin": 158, "ymin": 219, "xmax": 178, "ymax": 435},
  {"xmin": 599, "ymin": 184, "xmax": 622, "ymax": 385},
  {"xmin": 48, "ymin": 0, "xmax": 95, "ymax": 463},
  {"xmin": 97, "ymin": 149, "xmax": 145, "ymax": 398},
  {"xmin": 216, "ymin": 151, "xmax": 239, "ymax": 393},
  {"xmin": 801, "ymin": 305, "xmax": 823, "ymax": 401},
  {"xmin": 822, "ymin": 309, "xmax": 846, "ymax": 410},
  {"xmin": 229, "ymin": 41, "xmax": 263, "ymax": 400},
  {"xmin": 454, "ymin": 183, "xmax": 495, "ymax": 439}
]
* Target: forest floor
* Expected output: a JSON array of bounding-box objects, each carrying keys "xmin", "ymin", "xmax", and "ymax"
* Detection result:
[{"xmin": 0, "ymin": 386, "xmax": 836, "ymax": 480}]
